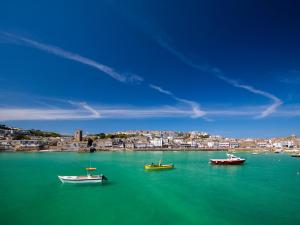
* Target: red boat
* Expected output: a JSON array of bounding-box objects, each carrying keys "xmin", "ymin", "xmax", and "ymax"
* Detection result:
[{"xmin": 210, "ymin": 154, "xmax": 246, "ymax": 165}]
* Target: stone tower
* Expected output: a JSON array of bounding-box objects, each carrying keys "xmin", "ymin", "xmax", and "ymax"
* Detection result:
[{"xmin": 74, "ymin": 129, "xmax": 83, "ymax": 142}]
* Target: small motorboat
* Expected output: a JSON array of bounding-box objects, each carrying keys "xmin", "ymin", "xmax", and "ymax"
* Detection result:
[
  {"xmin": 210, "ymin": 154, "xmax": 246, "ymax": 165},
  {"xmin": 144, "ymin": 160, "xmax": 174, "ymax": 170},
  {"xmin": 291, "ymin": 153, "xmax": 300, "ymax": 158},
  {"xmin": 274, "ymin": 149, "xmax": 283, "ymax": 153},
  {"xmin": 89, "ymin": 147, "xmax": 96, "ymax": 153},
  {"xmin": 58, "ymin": 167, "xmax": 108, "ymax": 183}
]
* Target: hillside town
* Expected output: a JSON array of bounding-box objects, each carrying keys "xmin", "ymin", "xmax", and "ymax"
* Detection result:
[{"xmin": 0, "ymin": 124, "xmax": 299, "ymax": 152}]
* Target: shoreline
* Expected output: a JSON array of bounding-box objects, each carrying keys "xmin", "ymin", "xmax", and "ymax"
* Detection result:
[{"xmin": 0, "ymin": 148, "xmax": 282, "ymax": 153}]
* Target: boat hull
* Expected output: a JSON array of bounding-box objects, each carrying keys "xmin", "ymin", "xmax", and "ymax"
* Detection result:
[
  {"xmin": 144, "ymin": 164, "xmax": 174, "ymax": 170},
  {"xmin": 210, "ymin": 159, "xmax": 245, "ymax": 165},
  {"xmin": 58, "ymin": 175, "xmax": 105, "ymax": 183}
]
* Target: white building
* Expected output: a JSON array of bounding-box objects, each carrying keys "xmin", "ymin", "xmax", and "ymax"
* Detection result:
[
  {"xmin": 0, "ymin": 141, "xmax": 12, "ymax": 150},
  {"xmin": 256, "ymin": 142, "xmax": 268, "ymax": 148},
  {"xmin": 219, "ymin": 142, "xmax": 230, "ymax": 148},
  {"xmin": 281, "ymin": 141, "xmax": 294, "ymax": 148},
  {"xmin": 95, "ymin": 139, "xmax": 113, "ymax": 148},
  {"xmin": 150, "ymin": 138, "xmax": 163, "ymax": 147},
  {"xmin": 13, "ymin": 140, "xmax": 44, "ymax": 150},
  {"xmin": 206, "ymin": 141, "xmax": 219, "ymax": 148},
  {"xmin": 173, "ymin": 138, "xmax": 184, "ymax": 145},
  {"xmin": 273, "ymin": 142, "xmax": 283, "ymax": 148},
  {"xmin": 230, "ymin": 142, "xmax": 239, "ymax": 148}
]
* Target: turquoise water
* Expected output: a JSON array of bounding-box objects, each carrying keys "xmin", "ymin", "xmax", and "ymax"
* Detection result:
[{"xmin": 0, "ymin": 152, "xmax": 300, "ymax": 225}]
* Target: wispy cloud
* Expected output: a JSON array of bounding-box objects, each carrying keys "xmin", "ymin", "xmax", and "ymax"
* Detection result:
[
  {"xmin": 155, "ymin": 36, "xmax": 283, "ymax": 118},
  {"xmin": 149, "ymin": 84, "xmax": 173, "ymax": 96},
  {"xmin": 0, "ymin": 105, "xmax": 195, "ymax": 121},
  {"xmin": 1, "ymin": 103, "xmax": 300, "ymax": 121},
  {"xmin": 98, "ymin": 106, "xmax": 191, "ymax": 119},
  {"xmin": 0, "ymin": 101, "xmax": 101, "ymax": 121},
  {"xmin": 217, "ymin": 75, "xmax": 283, "ymax": 118},
  {"xmin": 156, "ymin": 36, "xmax": 219, "ymax": 74},
  {"xmin": 0, "ymin": 108, "xmax": 90, "ymax": 120},
  {"xmin": 0, "ymin": 31, "xmax": 284, "ymax": 120},
  {"xmin": 68, "ymin": 101, "xmax": 101, "ymax": 118},
  {"xmin": 149, "ymin": 84, "xmax": 206, "ymax": 118},
  {"xmin": 0, "ymin": 32, "xmax": 207, "ymax": 120},
  {"xmin": 0, "ymin": 32, "xmax": 143, "ymax": 83}
]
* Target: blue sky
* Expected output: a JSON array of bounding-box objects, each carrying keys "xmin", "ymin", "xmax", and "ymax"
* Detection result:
[{"xmin": 0, "ymin": 0, "xmax": 300, "ymax": 137}]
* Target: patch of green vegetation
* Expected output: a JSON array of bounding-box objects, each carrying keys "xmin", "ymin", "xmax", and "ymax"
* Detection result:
[
  {"xmin": 200, "ymin": 134, "xmax": 210, "ymax": 138},
  {"xmin": 0, "ymin": 124, "xmax": 10, "ymax": 130},
  {"xmin": 29, "ymin": 129, "xmax": 61, "ymax": 137},
  {"xmin": 13, "ymin": 135, "xmax": 31, "ymax": 140},
  {"xmin": 94, "ymin": 133, "xmax": 106, "ymax": 139}
]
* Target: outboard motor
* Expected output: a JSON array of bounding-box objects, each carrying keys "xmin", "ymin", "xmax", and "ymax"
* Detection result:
[{"xmin": 101, "ymin": 175, "xmax": 108, "ymax": 181}]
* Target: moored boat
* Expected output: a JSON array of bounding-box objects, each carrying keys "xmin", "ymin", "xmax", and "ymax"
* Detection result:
[
  {"xmin": 89, "ymin": 147, "xmax": 96, "ymax": 153},
  {"xmin": 291, "ymin": 153, "xmax": 300, "ymax": 158},
  {"xmin": 58, "ymin": 167, "xmax": 108, "ymax": 183},
  {"xmin": 144, "ymin": 160, "xmax": 174, "ymax": 170},
  {"xmin": 274, "ymin": 149, "xmax": 283, "ymax": 153},
  {"xmin": 210, "ymin": 154, "xmax": 246, "ymax": 165}
]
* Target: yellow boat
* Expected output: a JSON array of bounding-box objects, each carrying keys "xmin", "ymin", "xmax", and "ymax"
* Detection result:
[
  {"xmin": 86, "ymin": 167, "xmax": 97, "ymax": 171},
  {"xmin": 144, "ymin": 160, "xmax": 174, "ymax": 170}
]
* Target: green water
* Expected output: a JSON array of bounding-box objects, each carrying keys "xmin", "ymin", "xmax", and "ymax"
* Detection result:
[{"xmin": 0, "ymin": 152, "xmax": 300, "ymax": 225}]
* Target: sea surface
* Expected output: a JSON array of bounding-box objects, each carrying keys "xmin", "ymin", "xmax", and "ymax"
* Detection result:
[{"xmin": 0, "ymin": 151, "xmax": 300, "ymax": 225}]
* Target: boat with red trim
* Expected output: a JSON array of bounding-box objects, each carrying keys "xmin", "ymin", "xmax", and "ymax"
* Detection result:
[{"xmin": 210, "ymin": 154, "xmax": 246, "ymax": 165}]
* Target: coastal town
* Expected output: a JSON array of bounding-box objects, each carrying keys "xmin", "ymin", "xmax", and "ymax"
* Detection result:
[{"xmin": 0, "ymin": 124, "xmax": 299, "ymax": 153}]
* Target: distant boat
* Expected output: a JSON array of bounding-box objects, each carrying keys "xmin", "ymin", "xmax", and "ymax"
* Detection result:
[
  {"xmin": 89, "ymin": 147, "xmax": 96, "ymax": 153},
  {"xmin": 291, "ymin": 153, "xmax": 300, "ymax": 158},
  {"xmin": 58, "ymin": 167, "xmax": 108, "ymax": 183},
  {"xmin": 210, "ymin": 154, "xmax": 246, "ymax": 165},
  {"xmin": 274, "ymin": 149, "xmax": 283, "ymax": 153},
  {"xmin": 144, "ymin": 160, "xmax": 174, "ymax": 170}
]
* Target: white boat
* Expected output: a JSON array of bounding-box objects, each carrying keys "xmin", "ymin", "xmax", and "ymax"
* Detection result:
[
  {"xmin": 58, "ymin": 167, "xmax": 107, "ymax": 183},
  {"xmin": 210, "ymin": 154, "xmax": 246, "ymax": 165},
  {"xmin": 58, "ymin": 174, "xmax": 107, "ymax": 183}
]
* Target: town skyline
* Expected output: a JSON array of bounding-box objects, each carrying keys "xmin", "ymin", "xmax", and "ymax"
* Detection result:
[
  {"xmin": 1, "ymin": 0, "xmax": 300, "ymax": 136},
  {"xmin": 0, "ymin": 123, "xmax": 298, "ymax": 139},
  {"xmin": 1, "ymin": 123, "xmax": 298, "ymax": 152}
]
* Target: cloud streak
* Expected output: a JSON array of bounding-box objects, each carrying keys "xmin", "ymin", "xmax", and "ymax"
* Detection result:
[
  {"xmin": 0, "ymin": 106, "xmax": 194, "ymax": 121},
  {"xmin": 217, "ymin": 75, "xmax": 283, "ymax": 118},
  {"xmin": 0, "ymin": 101, "xmax": 101, "ymax": 121},
  {"xmin": 149, "ymin": 84, "xmax": 173, "ymax": 96},
  {"xmin": 149, "ymin": 84, "xmax": 206, "ymax": 118},
  {"xmin": 68, "ymin": 101, "xmax": 101, "ymax": 118},
  {"xmin": 155, "ymin": 37, "xmax": 283, "ymax": 118},
  {"xmin": 0, "ymin": 32, "xmax": 143, "ymax": 83},
  {"xmin": 1, "ymin": 103, "xmax": 299, "ymax": 121},
  {"xmin": 0, "ymin": 32, "xmax": 284, "ymax": 120},
  {"xmin": 0, "ymin": 32, "xmax": 207, "ymax": 119}
]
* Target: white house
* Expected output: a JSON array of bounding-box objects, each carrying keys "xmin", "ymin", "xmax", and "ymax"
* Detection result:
[
  {"xmin": 206, "ymin": 141, "xmax": 219, "ymax": 148},
  {"xmin": 256, "ymin": 142, "xmax": 268, "ymax": 148},
  {"xmin": 219, "ymin": 142, "xmax": 230, "ymax": 148},
  {"xmin": 230, "ymin": 142, "xmax": 239, "ymax": 148},
  {"xmin": 273, "ymin": 142, "xmax": 283, "ymax": 148},
  {"xmin": 150, "ymin": 138, "xmax": 163, "ymax": 147}
]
